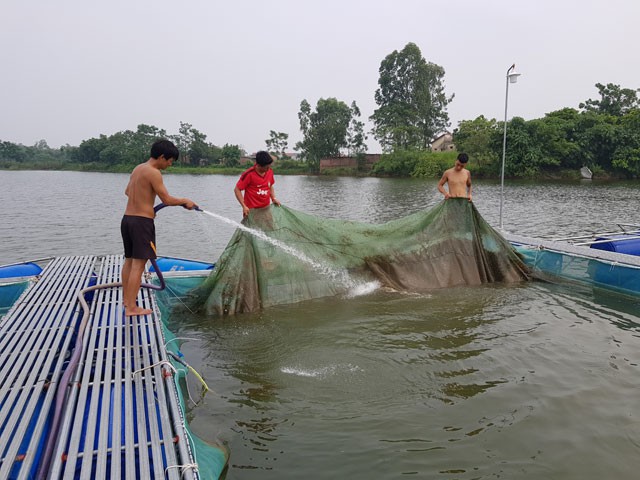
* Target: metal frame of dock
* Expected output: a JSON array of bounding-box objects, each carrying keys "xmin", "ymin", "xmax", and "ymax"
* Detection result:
[{"xmin": 0, "ymin": 255, "xmax": 199, "ymax": 479}]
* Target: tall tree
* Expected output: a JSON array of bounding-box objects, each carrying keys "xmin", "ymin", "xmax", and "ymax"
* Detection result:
[
  {"xmin": 129, "ymin": 124, "xmax": 167, "ymax": 164},
  {"xmin": 72, "ymin": 135, "xmax": 110, "ymax": 163},
  {"xmin": 347, "ymin": 101, "xmax": 368, "ymax": 156},
  {"xmin": 296, "ymin": 97, "xmax": 352, "ymax": 172},
  {"xmin": 265, "ymin": 130, "xmax": 289, "ymax": 159},
  {"xmin": 220, "ymin": 143, "xmax": 242, "ymax": 167},
  {"xmin": 94, "ymin": 124, "xmax": 168, "ymax": 166},
  {"xmin": 0, "ymin": 141, "xmax": 29, "ymax": 163},
  {"xmin": 171, "ymin": 121, "xmax": 208, "ymax": 165},
  {"xmin": 498, "ymin": 117, "xmax": 546, "ymax": 177},
  {"xmin": 98, "ymin": 130, "xmax": 135, "ymax": 165},
  {"xmin": 453, "ymin": 115, "xmax": 499, "ymax": 170},
  {"xmin": 579, "ymin": 83, "xmax": 640, "ymax": 117},
  {"xmin": 612, "ymin": 108, "xmax": 640, "ymax": 176},
  {"xmin": 370, "ymin": 42, "xmax": 453, "ymax": 152},
  {"xmin": 574, "ymin": 111, "xmax": 620, "ymax": 170},
  {"xmin": 530, "ymin": 109, "xmax": 582, "ymax": 170},
  {"xmin": 191, "ymin": 141, "xmax": 222, "ymax": 166}
]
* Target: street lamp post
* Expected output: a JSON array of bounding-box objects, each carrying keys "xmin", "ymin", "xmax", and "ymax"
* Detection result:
[{"xmin": 499, "ymin": 63, "xmax": 521, "ymax": 230}]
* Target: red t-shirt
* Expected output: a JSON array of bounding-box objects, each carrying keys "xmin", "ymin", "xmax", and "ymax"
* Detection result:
[{"xmin": 236, "ymin": 167, "xmax": 275, "ymax": 209}]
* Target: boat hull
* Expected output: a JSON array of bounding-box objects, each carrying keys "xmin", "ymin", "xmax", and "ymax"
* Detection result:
[{"xmin": 506, "ymin": 233, "xmax": 640, "ymax": 297}]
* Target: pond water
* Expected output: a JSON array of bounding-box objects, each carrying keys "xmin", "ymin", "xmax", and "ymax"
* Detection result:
[{"xmin": 1, "ymin": 170, "xmax": 639, "ymax": 479}]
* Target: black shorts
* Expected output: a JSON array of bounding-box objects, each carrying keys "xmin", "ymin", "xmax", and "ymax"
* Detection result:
[{"xmin": 121, "ymin": 215, "xmax": 157, "ymax": 259}]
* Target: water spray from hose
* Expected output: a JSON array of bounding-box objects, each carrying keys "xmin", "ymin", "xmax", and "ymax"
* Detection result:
[
  {"xmin": 156, "ymin": 202, "xmax": 380, "ymax": 299},
  {"xmin": 199, "ymin": 208, "xmax": 368, "ymax": 291}
]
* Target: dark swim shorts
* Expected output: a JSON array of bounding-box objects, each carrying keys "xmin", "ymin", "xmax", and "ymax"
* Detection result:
[{"xmin": 121, "ymin": 215, "xmax": 157, "ymax": 259}]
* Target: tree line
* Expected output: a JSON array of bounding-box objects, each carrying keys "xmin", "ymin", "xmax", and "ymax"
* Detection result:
[
  {"xmin": 451, "ymin": 82, "xmax": 640, "ymax": 178},
  {"xmin": 0, "ymin": 122, "xmax": 245, "ymax": 172},
  {"xmin": 2, "ymin": 43, "xmax": 639, "ymax": 178},
  {"xmin": 372, "ymin": 82, "xmax": 640, "ymax": 179}
]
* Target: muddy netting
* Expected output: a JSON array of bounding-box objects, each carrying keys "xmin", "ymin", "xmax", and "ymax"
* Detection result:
[{"xmin": 187, "ymin": 198, "xmax": 530, "ymax": 315}]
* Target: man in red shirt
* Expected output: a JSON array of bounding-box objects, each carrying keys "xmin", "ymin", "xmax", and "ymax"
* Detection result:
[{"xmin": 234, "ymin": 151, "xmax": 281, "ymax": 217}]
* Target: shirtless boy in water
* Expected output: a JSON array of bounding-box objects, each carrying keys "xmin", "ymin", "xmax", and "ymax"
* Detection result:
[
  {"xmin": 121, "ymin": 140, "xmax": 198, "ymax": 316},
  {"xmin": 437, "ymin": 153, "xmax": 472, "ymax": 202}
]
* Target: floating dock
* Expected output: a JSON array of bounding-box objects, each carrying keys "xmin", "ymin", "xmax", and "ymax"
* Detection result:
[
  {"xmin": 0, "ymin": 255, "xmax": 224, "ymax": 479},
  {"xmin": 505, "ymin": 233, "xmax": 640, "ymax": 297}
]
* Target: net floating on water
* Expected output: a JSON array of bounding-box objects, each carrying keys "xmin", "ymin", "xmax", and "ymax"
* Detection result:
[{"xmin": 188, "ymin": 199, "xmax": 530, "ymax": 315}]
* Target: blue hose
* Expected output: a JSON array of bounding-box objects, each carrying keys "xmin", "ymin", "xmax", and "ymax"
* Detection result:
[{"xmin": 154, "ymin": 202, "xmax": 202, "ymax": 213}]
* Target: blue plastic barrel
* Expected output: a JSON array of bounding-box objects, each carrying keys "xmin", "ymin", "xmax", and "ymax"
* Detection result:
[
  {"xmin": 0, "ymin": 262, "xmax": 43, "ymax": 279},
  {"xmin": 590, "ymin": 235, "xmax": 640, "ymax": 256},
  {"xmin": 149, "ymin": 257, "xmax": 215, "ymax": 272}
]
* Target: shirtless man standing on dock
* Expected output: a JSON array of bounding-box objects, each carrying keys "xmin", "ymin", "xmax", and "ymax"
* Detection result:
[
  {"xmin": 438, "ymin": 153, "xmax": 472, "ymax": 202},
  {"xmin": 121, "ymin": 139, "xmax": 197, "ymax": 316}
]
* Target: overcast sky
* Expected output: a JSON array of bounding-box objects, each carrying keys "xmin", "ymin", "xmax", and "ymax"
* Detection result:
[{"xmin": 1, "ymin": 0, "xmax": 637, "ymax": 154}]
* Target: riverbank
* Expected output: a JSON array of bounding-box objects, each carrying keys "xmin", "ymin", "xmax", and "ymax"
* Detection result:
[
  {"xmin": 0, "ymin": 163, "xmax": 627, "ymax": 180},
  {"xmin": 0, "ymin": 162, "xmax": 308, "ymax": 176}
]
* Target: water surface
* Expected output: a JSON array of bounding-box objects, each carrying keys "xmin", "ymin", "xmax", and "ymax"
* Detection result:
[{"xmin": 1, "ymin": 170, "xmax": 640, "ymax": 479}]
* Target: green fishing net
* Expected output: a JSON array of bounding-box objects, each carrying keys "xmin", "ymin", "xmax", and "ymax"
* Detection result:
[{"xmin": 188, "ymin": 198, "xmax": 530, "ymax": 315}]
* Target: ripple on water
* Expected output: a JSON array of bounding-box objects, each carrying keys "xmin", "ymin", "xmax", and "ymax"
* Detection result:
[{"xmin": 4, "ymin": 172, "xmax": 640, "ymax": 479}]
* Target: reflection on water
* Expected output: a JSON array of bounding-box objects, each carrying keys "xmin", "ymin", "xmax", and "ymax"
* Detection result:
[
  {"xmin": 165, "ymin": 279, "xmax": 640, "ymax": 479},
  {"xmin": 3, "ymin": 171, "xmax": 640, "ymax": 478}
]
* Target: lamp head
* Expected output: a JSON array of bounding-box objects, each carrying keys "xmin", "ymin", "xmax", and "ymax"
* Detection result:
[{"xmin": 507, "ymin": 64, "xmax": 521, "ymax": 83}]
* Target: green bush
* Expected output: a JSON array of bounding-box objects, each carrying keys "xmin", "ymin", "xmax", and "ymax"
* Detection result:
[
  {"xmin": 412, "ymin": 151, "xmax": 459, "ymax": 178},
  {"xmin": 372, "ymin": 150, "xmax": 423, "ymax": 176}
]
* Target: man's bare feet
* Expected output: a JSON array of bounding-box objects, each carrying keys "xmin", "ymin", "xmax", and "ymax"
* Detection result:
[{"xmin": 124, "ymin": 306, "xmax": 153, "ymax": 317}]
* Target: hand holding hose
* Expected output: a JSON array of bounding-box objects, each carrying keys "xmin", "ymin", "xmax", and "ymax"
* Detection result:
[{"xmin": 181, "ymin": 199, "xmax": 199, "ymax": 210}]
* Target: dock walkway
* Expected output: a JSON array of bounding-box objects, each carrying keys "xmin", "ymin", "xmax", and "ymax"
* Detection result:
[{"xmin": 0, "ymin": 255, "xmax": 197, "ymax": 479}]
